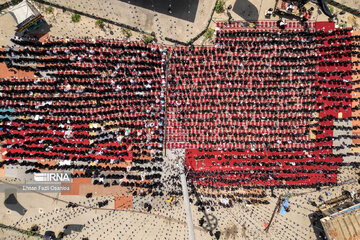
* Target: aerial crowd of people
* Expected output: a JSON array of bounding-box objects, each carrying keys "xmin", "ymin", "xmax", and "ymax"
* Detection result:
[
  {"xmin": 168, "ymin": 24, "xmax": 360, "ymax": 188},
  {"xmin": 0, "ymin": 37, "xmax": 167, "ymax": 195},
  {"xmin": 0, "ymin": 22, "xmax": 359, "ymax": 200}
]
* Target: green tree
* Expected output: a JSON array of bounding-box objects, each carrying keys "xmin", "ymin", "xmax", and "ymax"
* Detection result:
[
  {"xmin": 45, "ymin": 6, "xmax": 54, "ymax": 14},
  {"xmin": 122, "ymin": 28, "xmax": 132, "ymax": 39},
  {"xmin": 71, "ymin": 13, "xmax": 81, "ymax": 23},
  {"xmin": 30, "ymin": 224, "xmax": 39, "ymax": 232},
  {"xmin": 95, "ymin": 19, "xmax": 105, "ymax": 28},
  {"xmin": 204, "ymin": 28, "xmax": 215, "ymax": 39},
  {"xmin": 142, "ymin": 34, "xmax": 154, "ymax": 44},
  {"xmin": 215, "ymin": 0, "xmax": 225, "ymax": 14}
]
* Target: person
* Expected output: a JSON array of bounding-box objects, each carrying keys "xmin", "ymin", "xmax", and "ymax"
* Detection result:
[
  {"xmin": 286, "ymin": 3, "xmax": 295, "ymax": 12},
  {"xmin": 278, "ymin": 19, "xmax": 287, "ymax": 29},
  {"xmin": 215, "ymin": 231, "xmax": 221, "ymax": 240},
  {"xmin": 265, "ymin": 8, "xmax": 273, "ymax": 18}
]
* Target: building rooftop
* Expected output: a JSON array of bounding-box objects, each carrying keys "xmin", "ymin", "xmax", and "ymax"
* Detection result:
[
  {"xmin": 9, "ymin": 0, "xmax": 41, "ymax": 32},
  {"xmin": 321, "ymin": 202, "xmax": 360, "ymax": 240}
]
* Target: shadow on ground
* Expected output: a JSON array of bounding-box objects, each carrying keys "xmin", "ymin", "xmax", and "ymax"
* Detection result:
[
  {"xmin": 308, "ymin": 211, "xmax": 327, "ymax": 240},
  {"xmin": 30, "ymin": 20, "xmax": 52, "ymax": 39},
  {"xmin": 64, "ymin": 224, "xmax": 85, "ymax": 236},
  {"xmin": 15, "ymin": 19, "xmax": 52, "ymax": 40},
  {"xmin": 118, "ymin": 0, "xmax": 199, "ymax": 22},
  {"xmin": 4, "ymin": 193, "xmax": 27, "ymax": 215},
  {"xmin": 233, "ymin": 0, "xmax": 259, "ymax": 22}
]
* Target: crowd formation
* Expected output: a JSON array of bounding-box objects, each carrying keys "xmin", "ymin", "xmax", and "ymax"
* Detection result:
[
  {"xmin": 0, "ymin": 22, "xmax": 360, "ymax": 194},
  {"xmin": 0, "ymin": 37, "xmax": 167, "ymax": 193},
  {"xmin": 168, "ymin": 23, "xmax": 360, "ymax": 187}
]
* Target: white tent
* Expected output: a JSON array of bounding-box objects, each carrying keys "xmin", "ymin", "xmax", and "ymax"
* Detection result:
[{"xmin": 10, "ymin": 1, "xmax": 36, "ymax": 25}]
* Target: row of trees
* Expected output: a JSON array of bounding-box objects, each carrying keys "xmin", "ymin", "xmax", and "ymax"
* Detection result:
[{"xmin": 325, "ymin": 0, "xmax": 360, "ymax": 17}]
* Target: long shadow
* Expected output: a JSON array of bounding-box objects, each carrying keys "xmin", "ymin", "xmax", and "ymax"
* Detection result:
[
  {"xmin": 118, "ymin": 0, "xmax": 199, "ymax": 22},
  {"xmin": 233, "ymin": 0, "xmax": 259, "ymax": 22},
  {"xmin": 15, "ymin": 19, "xmax": 52, "ymax": 40},
  {"xmin": 63, "ymin": 224, "xmax": 85, "ymax": 236},
  {"xmin": 188, "ymin": 182, "xmax": 218, "ymax": 233},
  {"xmin": 4, "ymin": 193, "xmax": 27, "ymax": 215},
  {"xmin": 318, "ymin": 0, "xmax": 333, "ymax": 17},
  {"xmin": 308, "ymin": 211, "xmax": 327, "ymax": 240},
  {"xmin": 28, "ymin": 20, "xmax": 52, "ymax": 39}
]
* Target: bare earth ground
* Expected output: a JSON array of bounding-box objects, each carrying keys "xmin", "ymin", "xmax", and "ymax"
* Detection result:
[{"xmin": 31, "ymin": 0, "xmax": 216, "ymax": 44}]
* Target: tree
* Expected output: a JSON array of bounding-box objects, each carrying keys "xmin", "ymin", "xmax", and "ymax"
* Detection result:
[
  {"xmin": 45, "ymin": 6, "xmax": 54, "ymax": 14},
  {"xmin": 204, "ymin": 28, "xmax": 215, "ymax": 39},
  {"xmin": 142, "ymin": 34, "xmax": 154, "ymax": 44},
  {"xmin": 57, "ymin": 231, "xmax": 65, "ymax": 239},
  {"xmin": 215, "ymin": 0, "xmax": 225, "ymax": 14},
  {"xmin": 122, "ymin": 28, "xmax": 132, "ymax": 39},
  {"xmin": 71, "ymin": 13, "xmax": 81, "ymax": 23},
  {"xmin": 30, "ymin": 224, "xmax": 39, "ymax": 232},
  {"xmin": 95, "ymin": 19, "xmax": 104, "ymax": 28}
]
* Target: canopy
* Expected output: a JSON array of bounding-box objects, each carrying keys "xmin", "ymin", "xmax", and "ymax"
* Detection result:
[{"xmin": 10, "ymin": 1, "xmax": 37, "ymax": 25}]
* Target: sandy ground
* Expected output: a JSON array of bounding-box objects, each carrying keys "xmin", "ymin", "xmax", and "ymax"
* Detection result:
[
  {"xmin": 36, "ymin": 0, "xmax": 216, "ymax": 43},
  {"xmin": 0, "ymin": 9, "xmax": 17, "ymax": 46},
  {"xmin": 0, "ymin": 229, "xmax": 39, "ymax": 240}
]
